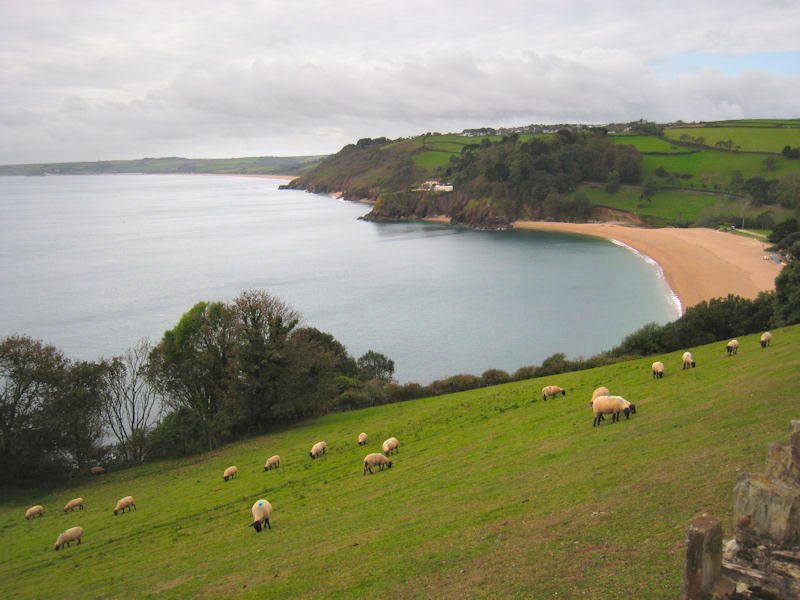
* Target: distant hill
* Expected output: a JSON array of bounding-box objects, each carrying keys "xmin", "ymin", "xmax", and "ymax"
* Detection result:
[
  {"xmin": 0, "ymin": 155, "xmax": 325, "ymax": 177},
  {"xmin": 3, "ymin": 325, "xmax": 799, "ymax": 597},
  {"xmin": 288, "ymin": 120, "xmax": 800, "ymax": 229}
]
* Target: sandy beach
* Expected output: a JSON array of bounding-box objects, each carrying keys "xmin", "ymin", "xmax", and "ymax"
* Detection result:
[{"xmin": 512, "ymin": 221, "xmax": 782, "ymax": 312}]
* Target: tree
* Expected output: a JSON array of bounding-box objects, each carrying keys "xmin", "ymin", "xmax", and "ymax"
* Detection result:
[
  {"xmin": 357, "ymin": 350, "xmax": 395, "ymax": 382},
  {"xmin": 103, "ymin": 339, "xmax": 160, "ymax": 464},
  {"xmin": 605, "ymin": 170, "xmax": 621, "ymax": 193},
  {"xmin": 149, "ymin": 301, "xmax": 238, "ymax": 450},
  {"xmin": 774, "ymin": 261, "xmax": 800, "ymax": 326}
]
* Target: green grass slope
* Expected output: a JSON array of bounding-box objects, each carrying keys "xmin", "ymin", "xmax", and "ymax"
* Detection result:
[{"xmin": 4, "ymin": 328, "xmax": 799, "ymax": 598}]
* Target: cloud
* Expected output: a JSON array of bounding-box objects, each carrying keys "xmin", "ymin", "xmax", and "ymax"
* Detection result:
[{"xmin": 1, "ymin": 1, "xmax": 799, "ymax": 163}]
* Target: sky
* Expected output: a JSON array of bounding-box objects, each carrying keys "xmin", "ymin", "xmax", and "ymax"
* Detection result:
[{"xmin": 1, "ymin": 0, "xmax": 799, "ymax": 164}]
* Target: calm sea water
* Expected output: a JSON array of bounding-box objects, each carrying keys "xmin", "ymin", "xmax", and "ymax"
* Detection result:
[{"xmin": 0, "ymin": 175, "xmax": 679, "ymax": 383}]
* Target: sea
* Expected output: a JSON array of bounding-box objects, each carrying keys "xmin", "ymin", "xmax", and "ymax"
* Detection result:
[{"xmin": 0, "ymin": 174, "xmax": 680, "ymax": 383}]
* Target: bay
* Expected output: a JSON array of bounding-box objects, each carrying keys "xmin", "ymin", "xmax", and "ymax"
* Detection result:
[{"xmin": 0, "ymin": 174, "xmax": 678, "ymax": 383}]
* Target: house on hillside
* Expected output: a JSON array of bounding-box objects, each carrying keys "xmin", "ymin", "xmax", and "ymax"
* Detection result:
[{"xmin": 413, "ymin": 180, "xmax": 454, "ymax": 192}]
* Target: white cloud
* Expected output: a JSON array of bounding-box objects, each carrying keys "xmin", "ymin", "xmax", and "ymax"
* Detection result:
[{"xmin": 1, "ymin": 1, "xmax": 799, "ymax": 163}]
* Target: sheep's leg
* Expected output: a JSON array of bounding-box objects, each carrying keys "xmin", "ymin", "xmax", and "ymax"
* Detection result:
[{"xmin": 265, "ymin": 518, "xmax": 271, "ymax": 529}]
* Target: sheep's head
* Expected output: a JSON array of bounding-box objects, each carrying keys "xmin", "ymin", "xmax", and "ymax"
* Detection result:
[
  {"xmin": 387, "ymin": 461, "xmax": 393, "ymax": 468},
  {"xmin": 561, "ymin": 390, "xmax": 566, "ymax": 396},
  {"xmin": 113, "ymin": 509, "xmax": 118, "ymax": 516},
  {"xmin": 629, "ymin": 404, "xmax": 637, "ymax": 414},
  {"xmin": 253, "ymin": 521, "xmax": 263, "ymax": 532},
  {"xmin": 54, "ymin": 543, "xmax": 61, "ymax": 551}
]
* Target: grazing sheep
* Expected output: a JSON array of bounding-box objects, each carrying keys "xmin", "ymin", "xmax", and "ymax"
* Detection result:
[
  {"xmin": 592, "ymin": 395, "xmax": 636, "ymax": 427},
  {"xmin": 113, "ymin": 496, "xmax": 136, "ymax": 516},
  {"xmin": 760, "ymin": 332, "xmax": 772, "ymax": 348},
  {"xmin": 63, "ymin": 498, "xmax": 84, "ymax": 513},
  {"xmin": 382, "ymin": 437, "xmax": 399, "ymax": 456},
  {"xmin": 358, "ymin": 432, "xmax": 368, "ymax": 446},
  {"xmin": 25, "ymin": 505, "xmax": 44, "ymax": 520},
  {"xmin": 264, "ymin": 455, "xmax": 280, "ymax": 471},
  {"xmin": 89, "ymin": 466, "xmax": 105, "ymax": 475},
  {"xmin": 541, "ymin": 385, "xmax": 566, "ymax": 401},
  {"xmin": 309, "ymin": 441, "xmax": 327, "ymax": 459},
  {"xmin": 250, "ymin": 499, "xmax": 272, "ymax": 532},
  {"xmin": 54, "ymin": 526, "xmax": 83, "ymax": 551},
  {"xmin": 682, "ymin": 351, "xmax": 696, "ymax": 369},
  {"xmin": 223, "ymin": 466, "xmax": 238, "ymax": 481},
  {"xmin": 592, "ymin": 386, "xmax": 609, "ymax": 400},
  {"xmin": 726, "ymin": 339, "xmax": 739, "ymax": 356},
  {"xmin": 363, "ymin": 453, "xmax": 393, "ymax": 476},
  {"xmin": 651, "ymin": 361, "xmax": 665, "ymax": 379}
]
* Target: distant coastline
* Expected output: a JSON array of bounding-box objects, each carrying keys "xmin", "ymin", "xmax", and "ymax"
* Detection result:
[{"xmin": 511, "ymin": 221, "xmax": 781, "ymax": 313}]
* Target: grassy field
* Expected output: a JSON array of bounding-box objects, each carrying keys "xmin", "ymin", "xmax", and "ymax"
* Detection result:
[
  {"xmin": 664, "ymin": 126, "xmax": 800, "ymax": 153},
  {"xmin": 611, "ymin": 135, "xmax": 695, "ymax": 154},
  {"xmin": 4, "ymin": 326, "xmax": 800, "ymax": 598}
]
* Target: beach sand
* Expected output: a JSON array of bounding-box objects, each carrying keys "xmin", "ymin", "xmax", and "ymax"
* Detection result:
[{"xmin": 512, "ymin": 221, "xmax": 781, "ymax": 312}]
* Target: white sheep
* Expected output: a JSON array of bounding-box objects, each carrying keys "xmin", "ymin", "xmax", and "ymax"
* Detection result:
[
  {"xmin": 113, "ymin": 495, "xmax": 136, "ymax": 516},
  {"xmin": 250, "ymin": 499, "xmax": 272, "ymax": 532},
  {"xmin": 358, "ymin": 432, "xmax": 368, "ymax": 446},
  {"xmin": 223, "ymin": 466, "xmax": 238, "ymax": 481},
  {"xmin": 726, "ymin": 339, "xmax": 739, "ymax": 356},
  {"xmin": 651, "ymin": 361, "xmax": 665, "ymax": 379},
  {"xmin": 54, "ymin": 526, "xmax": 84, "ymax": 551},
  {"xmin": 309, "ymin": 441, "xmax": 327, "ymax": 459},
  {"xmin": 63, "ymin": 498, "xmax": 84, "ymax": 512},
  {"xmin": 682, "ymin": 351, "xmax": 696, "ymax": 369},
  {"xmin": 541, "ymin": 385, "xmax": 566, "ymax": 401},
  {"xmin": 760, "ymin": 332, "xmax": 772, "ymax": 348},
  {"xmin": 264, "ymin": 455, "xmax": 280, "ymax": 471},
  {"xmin": 592, "ymin": 386, "xmax": 610, "ymax": 400},
  {"xmin": 25, "ymin": 505, "xmax": 44, "ymax": 520},
  {"xmin": 363, "ymin": 453, "xmax": 393, "ymax": 475},
  {"xmin": 89, "ymin": 466, "xmax": 105, "ymax": 475},
  {"xmin": 382, "ymin": 437, "xmax": 399, "ymax": 456},
  {"xmin": 591, "ymin": 395, "xmax": 636, "ymax": 427}
]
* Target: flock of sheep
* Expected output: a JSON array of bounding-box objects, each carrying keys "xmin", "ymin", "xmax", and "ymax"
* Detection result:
[
  {"xmin": 24, "ymin": 434, "xmax": 401, "ymax": 549},
  {"xmin": 545, "ymin": 331, "xmax": 774, "ymax": 428},
  {"xmin": 24, "ymin": 331, "xmax": 775, "ymax": 551}
]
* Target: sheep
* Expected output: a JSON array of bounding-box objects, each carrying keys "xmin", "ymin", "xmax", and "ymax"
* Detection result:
[
  {"xmin": 382, "ymin": 437, "xmax": 399, "ymax": 456},
  {"xmin": 726, "ymin": 339, "xmax": 739, "ymax": 356},
  {"xmin": 358, "ymin": 432, "xmax": 368, "ymax": 446},
  {"xmin": 113, "ymin": 495, "xmax": 136, "ymax": 516},
  {"xmin": 25, "ymin": 505, "xmax": 44, "ymax": 520},
  {"xmin": 309, "ymin": 441, "xmax": 327, "ymax": 459},
  {"xmin": 651, "ymin": 361, "xmax": 665, "ymax": 379},
  {"xmin": 363, "ymin": 453, "xmax": 393, "ymax": 476},
  {"xmin": 54, "ymin": 526, "xmax": 83, "ymax": 551},
  {"xmin": 682, "ymin": 351, "xmax": 696, "ymax": 369},
  {"xmin": 760, "ymin": 332, "xmax": 772, "ymax": 348},
  {"xmin": 63, "ymin": 498, "xmax": 84, "ymax": 513},
  {"xmin": 592, "ymin": 395, "xmax": 636, "ymax": 427},
  {"xmin": 250, "ymin": 499, "xmax": 272, "ymax": 532},
  {"xmin": 89, "ymin": 466, "xmax": 106, "ymax": 475},
  {"xmin": 541, "ymin": 385, "xmax": 566, "ymax": 401},
  {"xmin": 223, "ymin": 466, "xmax": 238, "ymax": 481},
  {"xmin": 264, "ymin": 455, "xmax": 280, "ymax": 471}
]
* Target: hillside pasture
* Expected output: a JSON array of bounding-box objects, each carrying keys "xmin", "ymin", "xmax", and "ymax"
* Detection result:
[
  {"xmin": 3, "ymin": 326, "xmax": 799, "ymax": 598},
  {"xmin": 664, "ymin": 126, "xmax": 800, "ymax": 153},
  {"xmin": 611, "ymin": 135, "xmax": 694, "ymax": 154}
]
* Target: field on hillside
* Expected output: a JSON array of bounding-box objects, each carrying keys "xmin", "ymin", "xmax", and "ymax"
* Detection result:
[
  {"xmin": 611, "ymin": 135, "xmax": 694, "ymax": 154},
  {"xmin": 664, "ymin": 126, "xmax": 800, "ymax": 153},
  {"xmin": 4, "ymin": 326, "xmax": 799, "ymax": 598}
]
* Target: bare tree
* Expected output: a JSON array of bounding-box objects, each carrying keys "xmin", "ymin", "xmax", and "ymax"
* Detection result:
[{"xmin": 103, "ymin": 338, "xmax": 160, "ymax": 463}]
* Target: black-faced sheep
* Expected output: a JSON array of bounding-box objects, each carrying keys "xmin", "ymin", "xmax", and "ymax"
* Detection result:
[
  {"xmin": 541, "ymin": 385, "xmax": 566, "ymax": 401},
  {"xmin": 682, "ymin": 351, "xmax": 696, "ymax": 369},
  {"xmin": 591, "ymin": 395, "xmax": 636, "ymax": 427},
  {"xmin": 382, "ymin": 437, "xmax": 399, "ymax": 456},
  {"xmin": 363, "ymin": 453, "xmax": 393, "ymax": 475},
  {"xmin": 223, "ymin": 466, "xmax": 238, "ymax": 481},
  {"xmin": 25, "ymin": 505, "xmax": 44, "ymax": 520},
  {"xmin": 113, "ymin": 495, "xmax": 136, "ymax": 516},
  {"xmin": 358, "ymin": 432, "xmax": 368, "ymax": 446},
  {"xmin": 309, "ymin": 441, "xmax": 327, "ymax": 459},
  {"xmin": 760, "ymin": 332, "xmax": 772, "ymax": 348},
  {"xmin": 726, "ymin": 339, "xmax": 739, "ymax": 356},
  {"xmin": 250, "ymin": 499, "xmax": 272, "ymax": 532},
  {"xmin": 264, "ymin": 456, "xmax": 280, "ymax": 471},
  {"xmin": 63, "ymin": 498, "xmax": 84, "ymax": 512},
  {"xmin": 54, "ymin": 526, "xmax": 83, "ymax": 551},
  {"xmin": 651, "ymin": 361, "xmax": 665, "ymax": 379}
]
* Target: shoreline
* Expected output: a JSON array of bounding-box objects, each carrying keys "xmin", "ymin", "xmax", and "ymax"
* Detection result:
[{"xmin": 511, "ymin": 221, "xmax": 781, "ymax": 313}]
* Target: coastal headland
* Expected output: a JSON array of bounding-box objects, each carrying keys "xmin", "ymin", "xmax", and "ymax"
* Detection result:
[{"xmin": 511, "ymin": 221, "xmax": 782, "ymax": 312}]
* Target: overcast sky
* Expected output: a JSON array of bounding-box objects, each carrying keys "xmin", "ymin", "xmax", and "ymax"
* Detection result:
[{"xmin": 1, "ymin": 0, "xmax": 799, "ymax": 164}]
